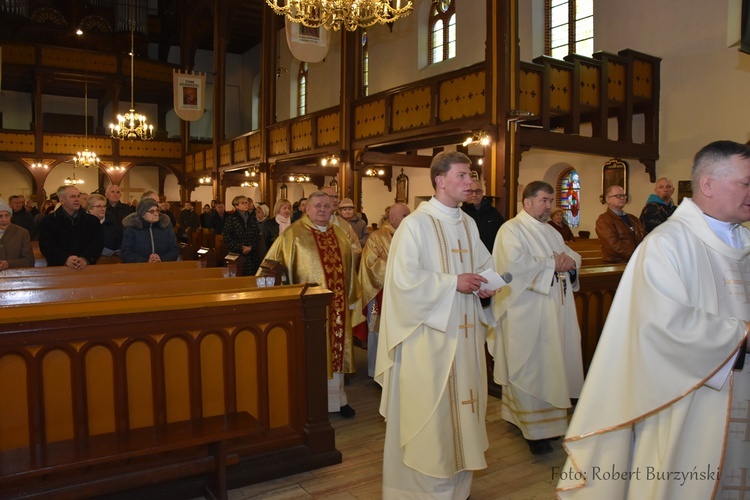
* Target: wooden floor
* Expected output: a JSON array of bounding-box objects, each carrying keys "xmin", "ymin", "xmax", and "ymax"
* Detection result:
[{"xmin": 215, "ymin": 347, "xmax": 567, "ymax": 499}]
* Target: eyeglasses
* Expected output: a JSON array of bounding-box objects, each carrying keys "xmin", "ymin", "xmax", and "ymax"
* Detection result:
[
  {"xmin": 145, "ymin": 208, "xmax": 160, "ymax": 214},
  {"xmin": 608, "ymin": 194, "xmax": 627, "ymax": 200},
  {"xmin": 89, "ymin": 204, "xmax": 106, "ymax": 209},
  {"xmin": 471, "ymin": 189, "xmax": 484, "ymax": 195}
]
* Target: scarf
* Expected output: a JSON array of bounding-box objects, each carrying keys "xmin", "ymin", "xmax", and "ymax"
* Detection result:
[{"xmin": 276, "ymin": 213, "xmax": 291, "ymax": 234}]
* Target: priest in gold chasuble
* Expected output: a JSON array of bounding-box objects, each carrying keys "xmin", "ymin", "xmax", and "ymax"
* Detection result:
[
  {"xmin": 261, "ymin": 190, "xmax": 361, "ymax": 417},
  {"xmin": 376, "ymin": 152, "xmax": 498, "ymax": 499}
]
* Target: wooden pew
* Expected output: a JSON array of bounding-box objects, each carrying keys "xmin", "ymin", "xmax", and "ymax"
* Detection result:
[
  {"xmin": 0, "ymin": 266, "xmax": 228, "ymax": 292},
  {"xmin": 0, "ymin": 260, "xmax": 201, "ymax": 278},
  {"xmin": 0, "ymin": 284, "xmax": 339, "ymax": 498},
  {"xmin": 0, "ymin": 412, "xmax": 254, "ymax": 500},
  {"xmin": 0, "ymin": 274, "xmax": 257, "ymax": 308}
]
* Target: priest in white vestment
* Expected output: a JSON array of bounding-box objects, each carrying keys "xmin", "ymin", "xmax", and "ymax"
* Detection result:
[
  {"xmin": 488, "ymin": 180, "xmax": 583, "ymax": 455},
  {"xmin": 557, "ymin": 140, "xmax": 750, "ymax": 499},
  {"xmin": 376, "ymin": 152, "xmax": 498, "ymax": 499}
]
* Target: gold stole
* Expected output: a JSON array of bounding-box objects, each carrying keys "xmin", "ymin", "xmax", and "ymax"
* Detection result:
[{"xmin": 311, "ymin": 226, "xmax": 347, "ymax": 372}]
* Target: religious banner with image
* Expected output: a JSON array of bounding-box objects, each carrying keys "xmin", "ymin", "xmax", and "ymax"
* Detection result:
[
  {"xmin": 173, "ymin": 70, "xmax": 206, "ymax": 121},
  {"xmin": 286, "ymin": 18, "xmax": 330, "ymax": 63}
]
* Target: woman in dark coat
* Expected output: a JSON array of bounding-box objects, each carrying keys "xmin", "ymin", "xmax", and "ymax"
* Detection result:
[
  {"xmin": 259, "ymin": 198, "xmax": 292, "ymax": 258},
  {"xmin": 222, "ymin": 195, "xmax": 261, "ymax": 276},
  {"xmin": 121, "ymin": 199, "xmax": 180, "ymax": 263},
  {"xmin": 547, "ymin": 207, "xmax": 575, "ymax": 242}
]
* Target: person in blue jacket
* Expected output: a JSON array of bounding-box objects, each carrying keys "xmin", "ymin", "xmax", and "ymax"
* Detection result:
[{"xmin": 121, "ymin": 198, "xmax": 179, "ymax": 263}]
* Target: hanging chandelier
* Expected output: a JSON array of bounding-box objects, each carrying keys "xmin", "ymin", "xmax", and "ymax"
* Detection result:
[
  {"xmin": 74, "ymin": 78, "xmax": 99, "ymax": 168},
  {"xmin": 265, "ymin": 0, "xmax": 413, "ymax": 31},
  {"xmin": 110, "ymin": 0, "xmax": 153, "ymax": 141}
]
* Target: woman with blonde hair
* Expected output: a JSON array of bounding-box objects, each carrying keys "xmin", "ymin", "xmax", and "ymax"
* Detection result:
[{"xmin": 260, "ymin": 198, "xmax": 292, "ymax": 258}]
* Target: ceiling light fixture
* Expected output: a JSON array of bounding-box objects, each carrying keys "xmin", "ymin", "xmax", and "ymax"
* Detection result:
[
  {"xmin": 265, "ymin": 0, "xmax": 413, "ymax": 32},
  {"xmin": 74, "ymin": 78, "xmax": 99, "ymax": 169},
  {"xmin": 321, "ymin": 155, "xmax": 339, "ymax": 167},
  {"xmin": 462, "ymin": 131, "xmax": 491, "ymax": 147},
  {"xmin": 364, "ymin": 167, "xmax": 385, "ymax": 177},
  {"xmin": 110, "ymin": 0, "xmax": 153, "ymax": 141},
  {"xmin": 31, "ymin": 161, "xmax": 48, "ymax": 169}
]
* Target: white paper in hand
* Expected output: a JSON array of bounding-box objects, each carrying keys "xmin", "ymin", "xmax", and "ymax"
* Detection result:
[{"xmin": 475, "ymin": 269, "xmax": 510, "ymax": 294}]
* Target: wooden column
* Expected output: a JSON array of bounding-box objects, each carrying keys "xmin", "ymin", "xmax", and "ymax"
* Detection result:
[
  {"xmin": 339, "ymin": 30, "xmax": 358, "ymax": 201},
  {"xmin": 485, "ymin": 0, "xmax": 516, "ymax": 219}
]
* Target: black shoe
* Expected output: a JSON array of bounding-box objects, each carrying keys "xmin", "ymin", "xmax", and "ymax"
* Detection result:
[
  {"xmin": 339, "ymin": 404, "xmax": 356, "ymax": 418},
  {"xmin": 527, "ymin": 438, "xmax": 553, "ymax": 455}
]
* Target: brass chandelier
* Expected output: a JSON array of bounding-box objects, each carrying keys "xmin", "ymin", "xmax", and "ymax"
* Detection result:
[
  {"xmin": 110, "ymin": 0, "xmax": 153, "ymax": 140},
  {"xmin": 74, "ymin": 79, "xmax": 99, "ymax": 169},
  {"xmin": 265, "ymin": 0, "xmax": 413, "ymax": 31}
]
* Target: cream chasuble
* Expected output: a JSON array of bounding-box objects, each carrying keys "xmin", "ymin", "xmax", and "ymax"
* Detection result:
[
  {"xmin": 557, "ymin": 198, "xmax": 750, "ymax": 499},
  {"xmin": 488, "ymin": 209, "xmax": 584, "ymax": 440},
  {"xmin": 376, "ymin": 198, "xmax": 494, "ymax": 498},
  {"xmin": 261, "ymin": 214, "xmax": 361, "ymax": 375}
]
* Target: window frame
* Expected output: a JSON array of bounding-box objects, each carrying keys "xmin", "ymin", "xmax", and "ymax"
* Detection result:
[{"xmin": 428, "ymin": 0, "xmax": 456, "ymax": 65}]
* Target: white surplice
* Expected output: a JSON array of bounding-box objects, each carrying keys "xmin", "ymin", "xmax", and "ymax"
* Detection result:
[
  {"xmin": 376, "ymin": 197, "xmax": 495, "ymax": 499},
  {"xmin": 557, "ymin": 198, "xmax": 750, "ymax": 499},
  {"xmin": 488, "ymin": 209, "xmax": 583, "ymax": 440}
]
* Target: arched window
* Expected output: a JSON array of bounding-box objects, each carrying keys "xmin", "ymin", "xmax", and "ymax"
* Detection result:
[
  {"xmin": 545, "ymin": 0, "xmax": 594, "ymax": 59},
  {"xmin": 428, "ymin": 0, "xmax": 456, "ymax": 65},
  {"xmin": 556, "ymin": 168, "xmax": 581, "ymax": 227},
  {"xmin": 361, "ymin": 30, "xmax": 369, "ymax": 97},
  {"xmin": 298, "ymin": 62, "xmax": 308, "ymax": 116}
]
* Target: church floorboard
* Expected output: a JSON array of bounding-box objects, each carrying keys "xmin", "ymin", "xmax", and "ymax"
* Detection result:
[{"xmin": 197, "ymin": 346, "xmax": 566, "ymax": 500}]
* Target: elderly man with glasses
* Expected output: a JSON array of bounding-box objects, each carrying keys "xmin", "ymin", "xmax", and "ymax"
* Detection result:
[{"xmin": 595, "ymin": 185, "xmax": 646, "ymax": 263}]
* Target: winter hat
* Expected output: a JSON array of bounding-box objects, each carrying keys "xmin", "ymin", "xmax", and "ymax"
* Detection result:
[
  {"xmin": 136, "ymin": 198, "xmax": 159, "ymax": 218},
  {"xmin": 0, "ymin": 200, "xmax": 10, "ymax": 215}
]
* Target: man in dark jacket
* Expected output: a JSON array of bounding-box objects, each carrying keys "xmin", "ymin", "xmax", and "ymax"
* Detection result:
[
  {"xmin": 461, "ymin": 179, "xmax": 505, "ymax": 252},
  {"xmin": 39, "ymin": 185, "xmax": 103, "ymax": 269},
  {"xmin": 9, "ymin": 195, "xmax": 36, "ymax": 239},
  {"xmin": 105, "ymin": 184, "xmax": 134, "ymax": 250}
]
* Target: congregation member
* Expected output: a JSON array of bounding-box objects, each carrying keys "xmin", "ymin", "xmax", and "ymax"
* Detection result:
[
  {"xmin": 104, "ymin": 185, "xmax": 133, "ymax": 251},
  {"xmin": 223, "ymin": 195, "xmax": 261, "ymax": 276},
  {"xmin": 160, "ymin": 201, "xmax": 176, "ymax": 226},
  {"xmin": 376, "ymin": 151, "xmax": 497, "ymax": 498},
  {"xmin": 262, "ymin": 190, "xmax": 361, "ymax": 418},
  {"xmin": 595, "ymin": 185, "xmax": 646, "ymax": 263},
  {"xmin": 34, "ymin": 200, "xmax": 55, "ymax": 229},
  {"xmin": 0, "ymin": 200, "xmax": 34, "ymax": 269},
  {"xmin": 87, "ymin": 194, "xmax": 119, "ymax": 257},
  {"xmin": 9, "ymin": 194, "xmax": 35, "ymax": 238},
  {"xmin": 338, "ymin": 198, "xmax": 369, "ymax": 247},
  {"xmin": 489, "ymin": 180, "xmax": 583, "ymax": 455},
  {"xmin": 39, "ymin": 185, "xmax": 103, "ymax": 269},
  {"xmin": 25, "ymin": 197, "xmax": 39, "ymax": 217},
  {"xmin": 121, "ymin": 198, "xmax": 180, "ymax": 263},
  {"xmin": 259, "ymin": 198, "xmax": 291, "ymax": 256},
  {"xmin": 200, "ymin": 203, "xmax": 213, "ymax": 228},
  {"xmin": 291, "ymin": 197, "xmax": 306, "ymax": 222},
  {"xmin": 639, "ymin": 176, "xmax": 677, "ymax": 233},
  {"xmin": 353, "ymin": 202, "xmax": 410, "ymax": 378},
  {"xmin": 207, "ymin": 201, "xmax": 227, "ymax": 234},
  {"xmin": 255, "ymin": 203, "xmax": 269, "ymax": 223},
  {"xmin": 557, "ymin": 140, "xmax": 750, "ymax": 499},
  {"xmin": 547, "ymin": 207, "xmax": 575, "ymax": 242},
  {"xmin": 461, "ymin": 178, "xmax": 505, "ymax": 252},
  {"xmin": 78, "ymin": 192, "xmax": 89, "ymax": 210},
  {"xmin": 178, "ymin": 201, "xmax": 200, "ymax": 241},
  {"xmin": 321, "ymin": 187, "xmax": 362, "ymax": 263}
]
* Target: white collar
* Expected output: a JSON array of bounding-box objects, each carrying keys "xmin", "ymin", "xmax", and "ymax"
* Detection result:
[{"xmin": 701, "ymin": 212, "xmax": 742, "ymax": 249}]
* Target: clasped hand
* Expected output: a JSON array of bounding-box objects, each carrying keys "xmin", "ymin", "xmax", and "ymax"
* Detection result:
[{"xmin": 554, "ymin": 252, "xmax": 576, "ymax": 272}]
